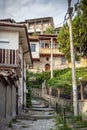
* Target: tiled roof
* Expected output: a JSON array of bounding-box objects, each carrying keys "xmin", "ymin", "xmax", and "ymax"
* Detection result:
[
  {"xmin": 0, "ymin": 68, "xmax": 15, "ymax": 76},
  {"xmin": 25, "ymin": 17, "xmax": 53, "ymax": 22},
  {"xmin": 0, "ymin": 21, "xmax": 25, "ymax": 27},
  {"xmin": 0, "ymin": 18, "xmax": 16, "ymax": 23},
  {"xmin": 28, "ymin": 35, "xmax": 57, "ymax": 41},
  {"xmin": 29, "ymin": 36, "xmax": 39, "ymax": 41}
]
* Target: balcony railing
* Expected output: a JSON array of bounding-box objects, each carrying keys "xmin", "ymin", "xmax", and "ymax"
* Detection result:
[{"xmin": 0, "ymin": 49, "xmax": 21, "ymax": 68}]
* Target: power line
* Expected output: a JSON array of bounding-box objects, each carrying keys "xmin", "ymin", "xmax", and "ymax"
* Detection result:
[{"xmin": 55, "ymin": 0, "xmax": 81, "ymax": 29}]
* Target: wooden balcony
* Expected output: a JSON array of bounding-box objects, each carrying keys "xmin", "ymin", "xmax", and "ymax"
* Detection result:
[{"xmin": 0, "ymin": 49, "xmax": 21, "ymax": 68}]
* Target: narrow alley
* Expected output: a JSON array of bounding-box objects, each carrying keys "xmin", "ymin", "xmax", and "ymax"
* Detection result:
[{"xmin": 6, "ymin": 99, "xmax": 56, "ymax": 130}]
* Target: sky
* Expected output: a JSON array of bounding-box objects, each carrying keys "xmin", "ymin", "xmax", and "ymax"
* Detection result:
[{"xmin": 0, "ymin": 0, "xmax": 77, "ymax": 27}]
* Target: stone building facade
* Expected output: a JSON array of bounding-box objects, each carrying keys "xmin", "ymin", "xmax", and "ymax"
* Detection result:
[{"xmin": 29, "ymin": 34, "xmax": 68, "ymax": 73}]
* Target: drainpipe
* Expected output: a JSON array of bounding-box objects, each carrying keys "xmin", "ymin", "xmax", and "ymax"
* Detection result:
[{"xmin": 22, "ymin": 54, "xmax": 25, "ymax": 109}]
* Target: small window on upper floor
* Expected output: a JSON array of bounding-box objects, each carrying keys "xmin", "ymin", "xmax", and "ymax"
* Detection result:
[
  {"xmin": 41, "ymin": 42, "xmax": 44, "ymax": 48},
  {"xmin": 61, "ymin": 57, "xmax": 66, "ymax": 65},
  {"xmin": 0, "ymin": 39, "xmax": 9, "ymax": 49},
  {"xmin": 46, "ymin": 57, "xmax": 49, "ymax": 61},
  {"xmin": 45, "ymin": 43, "xmax": 49, "ymax": 48},
  {"xmin": 31, "ymin": 44, "xmax": 36, "ymax": 52},
  {"xmin": 0, "ymin": 39, "xmax": 9, "ymax": 44}
]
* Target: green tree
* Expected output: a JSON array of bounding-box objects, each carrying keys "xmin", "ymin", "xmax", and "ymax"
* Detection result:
[
  {"xmin": 80, "ymin": 0, "xmax": 87, "ymax": 57},
  {"xmin": 57, "ymin": 0, "xmax": 87, "ymax": 61},
  {"xmin": 45, "ymin": 27, "xmax": 56, "ymax": 34},
  {"xmin": 57, "ymin": 24, "xmax": 70, "ymax": 61}
]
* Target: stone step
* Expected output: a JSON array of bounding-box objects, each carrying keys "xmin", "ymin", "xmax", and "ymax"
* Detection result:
[
  {"xmin": 31, "ymin": 114, "xmax": 55, "ymax": 119},
  {"xmin": 29, "ymin": 107, "xmax": 54, "ymax": 111},
  {"xmin": 16, "ymin": 114, "xmax": 55, "ymax": 120},
  {"xmin": 16, "ymin": 114, "xmax": 31, "ymax": 120}
]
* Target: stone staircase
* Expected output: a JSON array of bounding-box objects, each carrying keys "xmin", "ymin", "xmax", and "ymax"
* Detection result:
[{"xmin": 16, "ymin": 99, "xmax": 55, "ymax": 120}]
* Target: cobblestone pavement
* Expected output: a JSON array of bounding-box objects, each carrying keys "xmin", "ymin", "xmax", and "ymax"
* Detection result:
[
  {"xmin": 11, "ymin": 118, "xmax": 55, "ymax": 130},
  {"xmin": 4, "ymin": 99, "xmax": 56, "ymax": 130}
]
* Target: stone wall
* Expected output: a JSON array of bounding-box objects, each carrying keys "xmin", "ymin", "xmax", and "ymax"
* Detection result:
[
  {"xmin": 33, "ymin": 56, "xmax": 68, "ymax": 72},
  {"xmin": 42, "ymin": 93, "xmax": 72, "ymax": 107},
  {"xmin": 31, "ymin": 88, "xmax": 42, "ymax": 98},
  {"xmin": 42, "ymin": 87, "xmax": 87, "ymax": 118},
  {"xmin": 79, "ymin": 100, "xmax": 87, "ymax": 119}
]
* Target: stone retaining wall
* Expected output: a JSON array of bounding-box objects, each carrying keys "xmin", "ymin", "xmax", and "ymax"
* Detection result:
[
  {"xmin": 79, "ymin": 100, "xmax": 87, "ymax": 120},
  {"xmin": 32, "ymin": 87, "xmax": 87, "ymax": 119},
  {"xmin": 31, "ymin": 88, "xmax": 42, "ymax": 98}
]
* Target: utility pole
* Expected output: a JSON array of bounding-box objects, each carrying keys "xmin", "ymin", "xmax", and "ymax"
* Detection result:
[
  {"xmin": 49, "ymin": 37, "xmax": 53, "ymax": 107},
  {"xmin": 68, "ymin": 0, "xmax": 78, "ymax": 116},
  {"xmin": 51, "ymin": 37, "xmax": 53, "ymax": 78}
]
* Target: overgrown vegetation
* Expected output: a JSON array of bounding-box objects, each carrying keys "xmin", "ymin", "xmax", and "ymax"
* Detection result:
[
  {"xmin": 57, "ymin": 0, "xmax": 87, "ymax": 61},
  {"xmin": 26, "ymin": 70, "xmax": 32, "ymax": 107},
  {"xmin": 45, "ymin": 27, "xmax": 56, "ymax": 34},
  {"xmin": 54, "ymin": 114, "xmax": 87, "ymax": 130},
  {"xmin": 26, "ymin": 67, "xmax": 87, "ymax": 105},
  {"xmin": 26, "ymin": 68, "xmax": 87, "ymax": 98},
  {"xmin": 27, "ymin": 68, "xmax": 87, "ymax": 89}
]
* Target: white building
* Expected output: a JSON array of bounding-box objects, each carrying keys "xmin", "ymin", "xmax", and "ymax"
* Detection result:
[{"xmin": 0, "ymin": 20, "xmax": 32, "ymax": 120}]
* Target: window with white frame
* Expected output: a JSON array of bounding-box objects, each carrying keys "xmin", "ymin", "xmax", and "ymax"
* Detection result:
[
  {"xmin": 41, "ymin": 42, "xmax": 44, "ymax": 48},
  {"xmin": 31, "ymin": 44, "xmax": 36, "ymax": 52}
]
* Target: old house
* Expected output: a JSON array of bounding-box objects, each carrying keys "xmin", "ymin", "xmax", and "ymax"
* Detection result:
[
  {"xmin": 29, "ymin": 34, "xmax": 68, "ymax": 73},
  {"xmin": 19, "ymin": 17, "xmax": 54, "ymax": 35},
  {"xmin": 0, "ymin": 21, "xmax": 32, "ymax": 120}
]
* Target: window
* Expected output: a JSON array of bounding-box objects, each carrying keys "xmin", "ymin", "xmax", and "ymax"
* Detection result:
[
  {"xmin": 36, "ymin": 23, "xmax": 41, "ymax": 28},
  {"xmin": 29, "ymin": 24, "xmax": 34, "ymax": 29},
  {"xmin": 45, "ymin": 64, "xmax": 50, "ymax": 71},
  {"xmin": 41, "ymin": 42, "xmax": 44, "ymax": 48},
  {"xmin": 61, "ymin": 57, "xmax": 66, "ymax": 65},
  {"xmin": 0, "ymin": 39, "xmax": 9, "ymax": 44},
  {"xmin": 46, "ymin": 57, "xmax": 49, "ymax": 61},
  {"xmin": 0, "ymin": 39, "xmax": 9, "ymax": 49},
  {"xmin": 31, "ymin": 44, "xmax": 36, "ymax": 52},
  {"xmin": 45, "ymin": 43, "xmax": 49, "ymax": 48}
]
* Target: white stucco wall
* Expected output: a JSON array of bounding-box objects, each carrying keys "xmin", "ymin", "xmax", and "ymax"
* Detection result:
[
  {"xmin": 0, "ymin": 31, "xmax": 19, "ymax": 50},
  {"xmin": 30, "ymin": 41, "xmax": 40, "ymax": 59}
]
